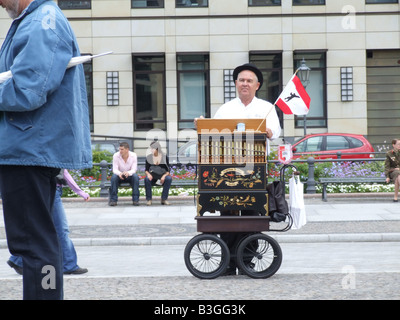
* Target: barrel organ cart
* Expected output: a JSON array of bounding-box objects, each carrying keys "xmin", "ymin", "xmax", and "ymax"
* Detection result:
[{"xmin": 184, "ymin": 119, "xmax": 290, "ymax": 279}]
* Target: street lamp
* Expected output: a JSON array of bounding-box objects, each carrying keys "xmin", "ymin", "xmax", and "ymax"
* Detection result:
[{"xmin": 297, "ymin": 58, "xmax": 311, "ymax": 136}]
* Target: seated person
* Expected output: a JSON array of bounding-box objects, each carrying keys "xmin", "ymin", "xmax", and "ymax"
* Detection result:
[
  {"xmin": 109, "ymin": 142, "xmax": 140, "ymax": 206},
  {"xmin": 144, "ymin": 141, "xmax": 172, "ymax": 206},
  {"xmin": 385, "ymin": 138, "xmax": 400, "ymax": 202}
]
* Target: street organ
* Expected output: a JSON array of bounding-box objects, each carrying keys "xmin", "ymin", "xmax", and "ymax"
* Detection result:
[
  {"xmin": 196, "ymin": 118, "xmax": 269, "ymax": 217},
  {"xmin": 184, "ymin": 118, "xmax": 290, "ymax": 279}
]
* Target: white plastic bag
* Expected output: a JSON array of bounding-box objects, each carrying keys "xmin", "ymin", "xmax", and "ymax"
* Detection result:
[{"xmin": 289, "ymin": 175, "xmax": 307, "ymax": 229}]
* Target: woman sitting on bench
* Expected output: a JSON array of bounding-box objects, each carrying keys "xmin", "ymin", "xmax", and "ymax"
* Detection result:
[{"xmin": 144, "ymin": 141, "xmax": 172, "ymax": 206}]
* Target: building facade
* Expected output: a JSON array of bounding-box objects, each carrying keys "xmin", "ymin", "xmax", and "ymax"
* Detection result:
[{"xmin": 1, "ymin": 0, "xmax": 399, "ymax": 155}]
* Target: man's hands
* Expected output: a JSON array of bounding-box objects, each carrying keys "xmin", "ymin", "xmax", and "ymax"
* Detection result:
[
  {"xmin": 266, "ymin": 128, "xmax": 273, "ymax": 139},
  {"xmin": 119, "ymin": 171, "xmax": 129, "ymax": 180}
]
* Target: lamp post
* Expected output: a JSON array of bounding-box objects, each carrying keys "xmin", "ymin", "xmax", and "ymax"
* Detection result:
[{"xmin": 297, "ymin": 58, "xmax": 311, "ymax": 136}]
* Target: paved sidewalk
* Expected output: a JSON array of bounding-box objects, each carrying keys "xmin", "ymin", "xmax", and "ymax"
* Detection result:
[{"xmin": 1, "ymin": 193, "xmax": 400, "ymax": 248}]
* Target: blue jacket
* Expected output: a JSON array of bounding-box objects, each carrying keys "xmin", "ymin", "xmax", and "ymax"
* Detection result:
[{"xmin": 0, "ymin": 0, "xmax": 92, "ymax": 169}]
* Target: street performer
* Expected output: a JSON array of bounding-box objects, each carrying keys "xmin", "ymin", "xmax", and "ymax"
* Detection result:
[
  {"xmin": 195, "ymin": 63, "xmax": 281, "ymax": 275},
  {"xmin": 385, "ymin": 139, "xmax": 400, "ymax": 202}
]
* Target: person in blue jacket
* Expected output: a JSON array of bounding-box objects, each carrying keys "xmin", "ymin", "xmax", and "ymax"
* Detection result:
[{"xmin": 0, "ymin": 0, "xmax": 92, "ymax": 300}]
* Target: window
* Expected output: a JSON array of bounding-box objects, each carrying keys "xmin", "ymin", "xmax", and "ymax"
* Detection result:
[
  {"xmin": 177, "ymin": 54, "xmax": 210, "ymax": 129},
  {"xmin": 348, "ymin": 137, "xmax": 364, "ymax": 148},
  {"xmin": 223, "ymin": 69, "xmax": 236, "ymax": 103},
  {"xmin": 132, "ymin": 0, "xmax": 164, "ymax": 8},
  {"xmin": 249, "ymin": 0, "xmax": 281, "ymax": 6},
  {"xmin": 294, "ymin": 51, "xmax": 327, "ymax": 128},
  {"xmin": 106, "ymin": 72, "xmax": 119, "ymax": 106},
  {"xmin": 293, "ymin": 0, "xmax": 325, "ymax": 5},
  {"xmin": 341, "ymin": 67, "xmax": 353, "ymax": 102},
  {"xmin": 58, "ymin": 0, "xmax": 91, "ymax": 9},
  {"xmin": 176, "ymin": 0, "xmax": 208, "ymax": 8},
  {"xmin": 133, "ymin": 54, "xmax": 166, "ymax": 131},
  {"xmin": 83, "ymin": 61, "xmax": 94, "ymax": 132},
  {"xmin": 249, "ymin": 52, "xmax": 283, "ymax": 128},
  {"xmin": 366, "ymin": 0, "xmax": 398, "ymax": 3},
  {"xmin": 295, "ymin": 136, "xmax": 323, "ymax": 152},
  {"xmin": 326, "ymin": 136, "xmax": 350, "ymax": 150}
]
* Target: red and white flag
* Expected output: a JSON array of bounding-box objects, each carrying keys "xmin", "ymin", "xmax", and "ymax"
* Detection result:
[{"xmin": 275, "ymin": 74, "xmax": 311, "ymax": 115}]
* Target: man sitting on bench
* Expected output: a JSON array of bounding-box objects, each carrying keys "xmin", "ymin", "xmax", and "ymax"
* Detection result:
[{"xmin": 109, "ymin": 142, "xmax": 140, "ymax": 206}]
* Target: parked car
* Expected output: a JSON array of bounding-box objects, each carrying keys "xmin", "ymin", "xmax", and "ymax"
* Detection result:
[
  {"xmin": 91, "ymin": 141, "xmax": 118, "ymax": 154},
  {"xmin": 177, "ymin": 140, "xmax": 197, "ymax": 164},
  {"xmin": 291, "ymin": 133, "xmax": 375, "ymax": 159}
]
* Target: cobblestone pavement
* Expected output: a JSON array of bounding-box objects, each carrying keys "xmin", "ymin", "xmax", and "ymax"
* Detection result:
[
  {"xmin": 1, "ymin": 240, "xmax": 399, "ymax": 300},
  {"xmin": 0, "ymin": 195, "xmax": 399, "ymax": 301},
  {"xmin": 1, "ymin": 273, "xmax": 399, "ymax": 300}
]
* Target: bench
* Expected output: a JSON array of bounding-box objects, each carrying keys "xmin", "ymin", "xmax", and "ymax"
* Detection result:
[
  {"xmin": 319, "ymin": 177, "xmax": 386, "ymax": 201},
  {"xmin": 100, "ymin": 179, "xmax": 197, "ymax": 197}
]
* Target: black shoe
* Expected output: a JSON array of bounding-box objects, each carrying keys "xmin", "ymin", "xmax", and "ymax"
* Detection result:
[
  {"xmin": 238, "ymin": 262, "xmax": 255, "ymax": 275},
  {"xmin": 7, "ymin": 260, "xmax": 23, "ymax": 275},
  {"xmin": 109, "ymin": 201, "xmax": 117, "ymax": 206},
  {"xmin": 222, "ymin": 267, "xmax": 237, "ymax": 276},
  {"xmin": 64, "ymin": 267, "xmax": 88, "ymax": 275}
]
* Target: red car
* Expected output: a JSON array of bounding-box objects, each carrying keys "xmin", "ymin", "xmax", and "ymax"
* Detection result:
[{"xmin": 291, "ymin": 133, "xmax": 375, "ymax": 159}]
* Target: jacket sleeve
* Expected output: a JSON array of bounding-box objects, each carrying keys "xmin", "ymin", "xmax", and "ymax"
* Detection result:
[
  {"xmin": 112, "ymin": 153, "xmax": 121, "ymax": 175},
  {"xmin": 0, "ymin": 11, "xmax": 73, "ymax": 112},
  {"xmin": 384, "ymin": 152, "xmax": 392, "ymax": 178},
  {"xmin": 64, "ymin": 169, "xmax": 89, "ymax": 199},
  {"xmin": 267, "ymin": 105, "xmax": 281, "ymax": 141},
  {"xmin": 145, "ymin": 156, "xmax": 151, "ymax": 173}
]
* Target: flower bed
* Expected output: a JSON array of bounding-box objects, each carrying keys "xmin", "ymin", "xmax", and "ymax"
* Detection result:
[
  {"xmin": 63, "ymin": 186, "xmax": 198, "ymax": 198},
  {"xmin": 62, "ymin": 160, "xmax": 392, "ymax": 197},
  {"xmin": 63, "ymin": 165, "xmax": 197, "ymax": 198},
  {"xmin": 315, "ymin": 183, "xmax": 393, "ymax": 194}
]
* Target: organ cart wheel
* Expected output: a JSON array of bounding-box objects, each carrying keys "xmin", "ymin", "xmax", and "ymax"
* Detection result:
[
  {"xmin": 184, "ymin": 234, "xmax": 230, "ymax": 279},
  {"xmin": 236, "ymin": 233, "xmax": 282, "ymax": 279}
]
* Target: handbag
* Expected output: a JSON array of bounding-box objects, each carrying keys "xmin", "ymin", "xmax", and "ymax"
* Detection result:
[
  {"xmin": 55, "ymin": 169, "xmax": 67, "ymax": 185},
  {"xmin": 266, "ymin": 180, "xmax": 289, "ymax": 222},
  {"xmin": 289, "ymin": 175, "xmax": 307, "ymax": 229},
  {"xmin": 149, "ymin": 165, "xmax": 167, "ymax": 181}
]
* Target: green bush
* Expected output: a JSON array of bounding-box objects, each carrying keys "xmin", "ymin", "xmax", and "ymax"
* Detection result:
[
  {"xmin": 294, "ymin": 157, "xmax": 333, "ymax": 182},
  {"xmin": 81, "ymin": 150, "xmax": 113, "ymax": 180},
  {"xmin": 267, "ymin": 150, "xmax": 333, "ymax": 182}
]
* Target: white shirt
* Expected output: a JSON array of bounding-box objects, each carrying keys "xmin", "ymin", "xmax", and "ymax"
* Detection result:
[
  {"xmin": 214, "ymin": 97, "xmax": 282, "ymax": 145},
  {"xmin": 112, "ymin": 151, "xmax": 138, "ymax": 176}
]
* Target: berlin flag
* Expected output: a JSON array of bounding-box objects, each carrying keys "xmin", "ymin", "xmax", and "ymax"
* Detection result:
[{"xmin": 275, "ymin": 74, "xmax": 311, "ymax": 115}]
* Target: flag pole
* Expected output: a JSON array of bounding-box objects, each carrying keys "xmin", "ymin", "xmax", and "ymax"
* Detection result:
[
  {"xmin": 255, "ymin": 70, "xmax": 299, "ymax": 133},
  {"xmin": 255, "ymin": 105, "xmax": 274, "ymax": 133}
]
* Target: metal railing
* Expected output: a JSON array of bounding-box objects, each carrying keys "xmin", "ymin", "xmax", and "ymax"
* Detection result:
[
  {"xmin": 270, "ymin": 151, "xmax": 386, "ymax": 194},
  {"xmin": 89, "ymin": 150, "xmax": 387, "ymax": 197},
  {"xmin": 96, "ymin": 160, "xmax": 197, "ymax": 197}
]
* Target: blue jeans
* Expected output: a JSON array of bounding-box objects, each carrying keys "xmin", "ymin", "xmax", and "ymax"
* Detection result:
[
  {"xmin": 0, "ymin": 166, "xmax": 63, "ymax": 300},
  {"xmin": 144, "ymin": 175, "xmax": 172, "ymax": 201},
  {"xmin": 9, "ymin": 186, "xmax": 80, "ymax": 274},
  {"xmin": 110, "ymin": 173, "xmax": 139, "ymax": 202}
]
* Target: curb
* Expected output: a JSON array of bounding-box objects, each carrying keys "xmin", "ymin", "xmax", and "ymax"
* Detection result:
[
  {"xmin": 3, "ymin": 233, "xmax": 399, "ymax": 249},
  {"xmin": 1, "ymin": 193, "xmax": 395, "ymax": 207}
]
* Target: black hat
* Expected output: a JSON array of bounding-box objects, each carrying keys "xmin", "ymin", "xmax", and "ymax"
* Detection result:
[{"xmin": 232, "ymin": 63, "xmax": 263, "ymax": 91}]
